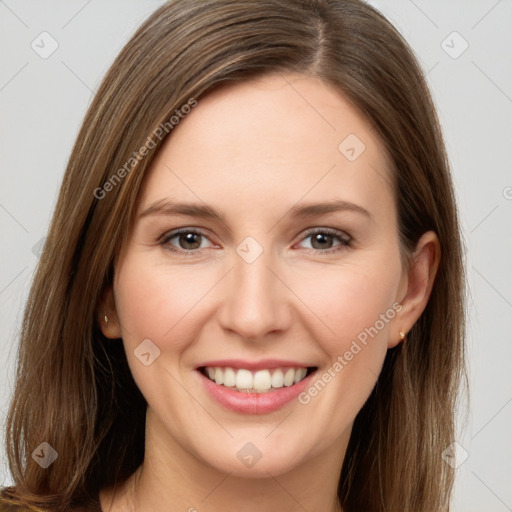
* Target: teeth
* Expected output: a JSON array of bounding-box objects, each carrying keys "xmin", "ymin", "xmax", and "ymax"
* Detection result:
[
  {"xmin": 235, "ymin": 369, "xmax": 253, "ymax": 390},
  {"xmin": 294, "ymin": 368, "xmax": 307, "ymax": 384},
  {"xmin": 271, "ymin": 369, "xmax": 284, "ymax": 388},
  {"xmin": 253, "ymin": 370, "xmax": 272, "ymax": 391},
  {"xmin": 283, "ymin": 368, "xmax": 295, "ymax": 386},
  {"xmin": 223, "ymin": 367, "xmax": 236, "ymax": 387},
  {"xmin": 203, "ymin": 366, "xmax": 311, "ymax": 392}
]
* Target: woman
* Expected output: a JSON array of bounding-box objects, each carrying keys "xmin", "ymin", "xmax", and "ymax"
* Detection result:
[{"xmin": 0, "ymin": 0, "xmax": 466, "ymax": 510}]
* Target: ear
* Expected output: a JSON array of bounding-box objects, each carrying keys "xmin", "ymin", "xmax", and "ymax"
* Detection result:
[
  {"xmin": 97, "ymin": 285, "xmax": 122, "ymax": 339},
  {"xmin": 389, "ymin": 230, "xmax": 441, "ymax": 348}
]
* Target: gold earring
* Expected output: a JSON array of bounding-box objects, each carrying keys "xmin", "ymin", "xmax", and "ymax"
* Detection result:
[{"xmin": 399, "ymin": 330, "xmax": 406, "ymax": 341}]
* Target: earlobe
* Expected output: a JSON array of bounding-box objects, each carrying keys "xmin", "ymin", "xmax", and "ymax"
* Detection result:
[{"xmin": 389, "ymin": 231, "xmax": 440, "ymax": 348}]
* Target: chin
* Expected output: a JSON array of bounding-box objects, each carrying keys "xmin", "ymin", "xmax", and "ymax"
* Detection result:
[{"xmin": 194, "ymin": 435, "xmax": 312, "ymax": 478}]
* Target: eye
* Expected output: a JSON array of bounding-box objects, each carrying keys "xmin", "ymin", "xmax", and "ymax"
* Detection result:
[
  {"xmin": 160, "ymin": 228, "xmax": 215, "ymax": 254},
  {"xmin": 296, "ymin": 227, "xmax": 351, "ymax": 253},
  {"xmin": 159, "ymin": 226, "xmax": 352, "ymax": 256}
]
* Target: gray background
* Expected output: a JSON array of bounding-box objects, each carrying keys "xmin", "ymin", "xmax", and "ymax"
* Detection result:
[{"xmin": 1, "ymin": 1, "xmax": 511, "ymax": 510}]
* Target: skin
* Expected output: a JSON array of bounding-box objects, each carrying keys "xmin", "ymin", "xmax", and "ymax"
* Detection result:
[{"xmin": 98, "ymin": 73, "xmax": 440, "ymax": 512}]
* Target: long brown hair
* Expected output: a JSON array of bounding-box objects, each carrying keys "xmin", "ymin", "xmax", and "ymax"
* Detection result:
[{"xmin": 1, "ymin": 1, "xmax": 466, "ymax": 510}]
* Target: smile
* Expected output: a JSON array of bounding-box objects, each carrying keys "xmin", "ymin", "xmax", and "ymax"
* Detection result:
[
  {"xmin": 196, "ymin": 363, "xmax": 318, "ymax": 414},
  {"xmin": 200, "ymin": 366, "xmax": 314, "ymax": 392}
]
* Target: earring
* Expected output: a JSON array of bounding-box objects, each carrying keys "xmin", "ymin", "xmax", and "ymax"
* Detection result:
[
  {"xmin": 399, "ymin": 330, "xmax": 406, "ymax": 341},
  {"xmin": 104, "ymin": 307, "xmax": 109, "ymax": 328}
]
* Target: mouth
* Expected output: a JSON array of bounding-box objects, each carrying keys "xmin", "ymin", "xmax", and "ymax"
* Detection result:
[
  {"xmin": 198, "ymin": 365, "xmax": 317, "ymax": 393},
  {"xmin": 195, "ymin": 364, "xmax": 318, "ymax": 414}
]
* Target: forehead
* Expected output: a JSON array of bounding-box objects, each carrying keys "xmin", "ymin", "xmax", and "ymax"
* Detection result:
[{"xmin": 137, "ymin": 73, "xmax": 394, "ymax": 222}]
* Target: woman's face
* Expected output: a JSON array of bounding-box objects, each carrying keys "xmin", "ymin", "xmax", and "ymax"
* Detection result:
[{"xmin": 109, "ymin": 73, "xmax": 411, "ymax": 476}]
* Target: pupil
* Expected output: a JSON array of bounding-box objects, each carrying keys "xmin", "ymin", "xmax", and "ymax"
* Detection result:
[
  {"xmin": 312, "ymin": 233, "xmax": 332, "ymax": 249},
  {"xmin": 181, "ymin": 233, "xmax": 200, "ymax": 249}
]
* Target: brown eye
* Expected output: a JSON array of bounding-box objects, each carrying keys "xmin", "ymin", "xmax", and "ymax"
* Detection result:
[
  {"xmin": 297, "ymin": 228, "xmax": 351, "ymax": 253},
  {"xmin": 177, "ymin": 232, "xmax": 202, "ymax": 250},
  {"xmin": 310, "ymin": 232, "xmax": 335, "ymax": 250},
  {"xmin": 161, "ymin": 229, "xmax": 213, "ymax": 254}
]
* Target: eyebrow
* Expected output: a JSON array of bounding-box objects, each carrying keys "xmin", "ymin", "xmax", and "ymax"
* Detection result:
[
  {"xmin": 139, "ymin": 199, "xmax": 227, "ymax": 222},
  {"xmin": 138, "ymin": 198, "xmax": 372, "ymax": 222},
  {"xmin": 289, "ymin": 200, "xmax": 371, "ymax": 219}
]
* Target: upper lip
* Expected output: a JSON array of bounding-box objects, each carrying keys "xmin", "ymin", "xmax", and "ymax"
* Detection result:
[{"xmin": 196, "ymin": 359, "xmax": 317, "ymax": 371}]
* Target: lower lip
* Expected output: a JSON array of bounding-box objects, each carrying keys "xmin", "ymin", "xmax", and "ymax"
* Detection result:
[{"xmin": 196, "ymin": 369, "xmax": 316, "ymax": 414}]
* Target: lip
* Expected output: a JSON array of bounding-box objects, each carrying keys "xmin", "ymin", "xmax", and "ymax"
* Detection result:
[
  {"xmin": 195, "ymin": 366, "xmax": 318, "ymax": 415},
  {"xmin": 196, "ymin": 359, "xmax": 314, "ymax": 371}
]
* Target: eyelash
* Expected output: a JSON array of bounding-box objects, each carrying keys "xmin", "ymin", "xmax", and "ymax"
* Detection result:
[{"xmin": 159, "ymin": 227, "xmax": 352, "ymax": 256}]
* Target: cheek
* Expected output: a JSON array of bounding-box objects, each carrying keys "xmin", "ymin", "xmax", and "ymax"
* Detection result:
[
  {"xmin": 293, "ymin": 264, "xmax": 399, "ymax": 428},
  {"xmin": 112, "ymin": 254, "xmax": 217, "ymax": 405},
  {"xmin": 290, "ymin": 260, "xmax": 401, "ymax": 347},
  {"xmin": 114, "ymin": 254, "xmax": 214, "ymax": 351}
]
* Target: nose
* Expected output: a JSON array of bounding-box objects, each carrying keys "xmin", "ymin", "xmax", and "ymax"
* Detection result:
[{"xmin": 217, "ymin": 244, "xmax": 292, "ymax": 341}]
